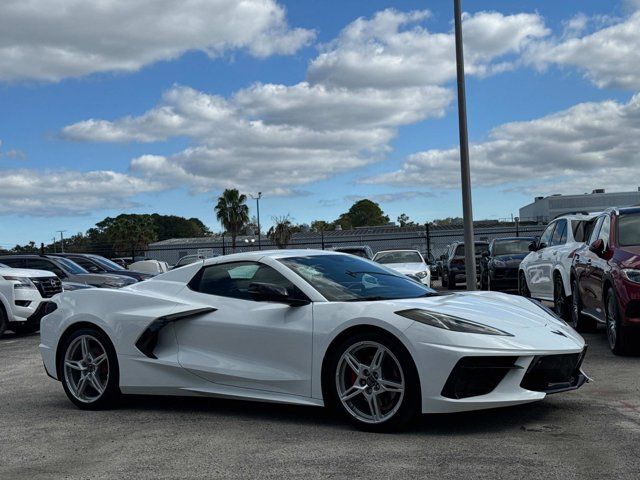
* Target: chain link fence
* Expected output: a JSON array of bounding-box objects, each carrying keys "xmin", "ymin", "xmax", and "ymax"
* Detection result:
[{"xmin": 140, "ymin": 222, "xmax": 547, "ymax": 265}]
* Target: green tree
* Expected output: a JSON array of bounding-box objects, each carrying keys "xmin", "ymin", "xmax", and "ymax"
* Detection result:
[
  {"xmin": 268, "ymin": 215, "xmax": 293, "ymax": 249},
  {"xmin": 336, "ymin": 199, "xmax": 389, "ymax": 229},
  {"xmin": 397, "ymin": 213, "xmax": 416, "ymax": 227},
  {"xmin": 311, "ymin": 220, "xmax": 334, "ymax": 232},
  {"xmin": 109, "ymin": 215, "xmax": 157, "ymax": 255},
  {"xmin": 215, "ymin": 189, "xmax": 249, "ymax": 252}
]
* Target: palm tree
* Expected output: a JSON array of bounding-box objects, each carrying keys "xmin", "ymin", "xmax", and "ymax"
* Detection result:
[
  {"xmin": 268, "ymin": 215, "xmax": 293, "ymax": 249},
  {"xmin": 215, "ymin": 189, "xmax": 249, "ymax": 252}
]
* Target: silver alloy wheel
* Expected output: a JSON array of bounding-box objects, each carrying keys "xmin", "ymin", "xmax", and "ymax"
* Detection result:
[
  {"xmin": 64, "ymin": 335, "xmax": 109, "ymax": 403},
  {"xmin": 336, "ymin": 341, "xmax": 405, "ymax": 424}
]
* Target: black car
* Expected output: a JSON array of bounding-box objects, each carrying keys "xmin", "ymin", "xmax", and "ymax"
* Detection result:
[
  {"xmin": 49, "ymin": 253, "xmax": 153, "ymax": 281},
  {"xmin": 441, "ymin": 241, "xmax": 490, "ymax": 289},
  {"xmin": 479, "ymin": 237, "xmax": 536, "ymax": 291}
]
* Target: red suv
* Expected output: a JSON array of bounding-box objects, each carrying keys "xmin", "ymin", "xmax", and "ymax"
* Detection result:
[{"xmin": 571, "ymin": 207, "xmax": 640, "ymax": 355}]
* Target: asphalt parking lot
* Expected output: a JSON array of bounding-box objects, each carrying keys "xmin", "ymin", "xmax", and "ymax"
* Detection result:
[{"xmin": 1, "ymin": 322, "xmax": 640, "ymax": 480}]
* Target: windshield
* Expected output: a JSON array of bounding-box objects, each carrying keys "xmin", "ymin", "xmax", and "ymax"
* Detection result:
[
  {"xmin": 91, "ymin": 256, "xmax": 125, "ymax": 271},
  {"xmin": 374, "ymin": 251, "xmax": 422, "ymax": 264},
  {"xmin": 54, "ymin": 257, "xmax": 89, "ymax": 274},
  {"xmin": 454, "ymin": 244, "xmax": 489, "ymax": 256},
  {"xmin": 492, "ymin": 239, "xmax": 532, "ymax": 256},
  {"xmin": 618, "ymin": 213, "xmax": 640, "ymax": 246},
  {"xmin": 279, "ymin": 254, "xmax": 435, "ymax": 302}
]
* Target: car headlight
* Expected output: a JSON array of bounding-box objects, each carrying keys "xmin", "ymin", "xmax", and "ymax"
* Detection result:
[
  {"xmin": 396, "ymin": 309, "xmax": 513, "ymax": 336},
  {"xmin": 2, "ymin": 276, "xmax": 36, "ymax": 289},
  {"xmin": 525, "ymin": 298, "xmax": 566, "ymax": 325},
  {"xmin": 493, "ymin": 260, "xmax": 506, "ymax": 267},
  {"xmin": 622, "ymin": 269, "xmax": 640, "ymax": 284},
  {"xmin": 415, "ymin": 271, "xmax": 428, "ymax": 279}
]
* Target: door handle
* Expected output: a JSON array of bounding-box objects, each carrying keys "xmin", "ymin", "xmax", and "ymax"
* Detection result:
[{"xmin": 551, "ymin": 251, "xmax": 558, "ymax": 255}]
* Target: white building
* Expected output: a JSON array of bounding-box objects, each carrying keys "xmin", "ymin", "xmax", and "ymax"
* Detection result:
[{"xmin": 519, "ymin": 188, "xmax": 640, "ymax": 223}]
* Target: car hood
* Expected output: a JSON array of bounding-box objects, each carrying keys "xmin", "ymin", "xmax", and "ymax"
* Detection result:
[
  {"xmin": 619, "ymin": 245, "xmax": 640, "ymax": 268},
  {"xmin": 0, "ymin": 267, "xmax": 57, "ymax": 279},
  {"xmin": 349, "ymin": 291, "xmax": 584, "ymax": 350},
  {"xmin": 384, "ymin": 262, "xmax": 428, "ymax": 274}
]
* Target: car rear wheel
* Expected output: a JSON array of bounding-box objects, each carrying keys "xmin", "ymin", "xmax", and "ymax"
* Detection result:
[
  {"xmin": 605, "ymin": 288, "xmax": 636, "ymax": 356},
  {"xmin": 0, "ymin": 307, "xmax": 7, "ymax": 337},
  {"xmin": 518, "ymin": 271, "xmax": 530, "ymax": 298},
  {"xmin": 553, "ymin": 275, "xmax": 570, "ymax": 320},
  {"xmin": 60, "ymin": 328, "xmax": 120, "ymax": 409},
  {"xmin": 447, "ymin": 273, "xmax": 456, "ymax": 290},
  {"xmin": 569, "ymin": 279, "xmax": 596, "ymax": 332},
  {"xmin": 324, "ymin": 332, "xmax": 420, "ymax": 432}
]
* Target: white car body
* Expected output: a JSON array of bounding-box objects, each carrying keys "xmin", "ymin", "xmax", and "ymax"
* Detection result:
[
  {"xmin": 372, "ymin": 250, "xmax": 431, "ymax": 287},
  {"xmin": 520, "ymin": 213, "xmax": 596, "ymax": 302},
  {"xmin": 40, "ymin": 250, "xmax": 586, "ymax": 420},
  {"xmin": 0, "ymin": 266, "xmax": 62, "ymax": 334},
  {"xmin": 128, "ymin": 260, "xmax": 170, "ymax": 275}
]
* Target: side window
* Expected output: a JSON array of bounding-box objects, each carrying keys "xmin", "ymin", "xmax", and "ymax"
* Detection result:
[
  {"xmin": 26, "ymin": 259, "xmax": 67, "ymax": 278},
  {"xmin": 190, "ymin": 261, "xmax": 302, "ymax": 301},
  {"xmin": 598, "ymin": 215, "xmax": 611, "ymax": 248},
  {"xmin": 551, "ymin": 220, "xmax": 567, "ymax": 246},
  {"xmin": 588, "ymin": 216, "xmax": 604, "ymax": 245},
  {"xmin": 72, "ymin": 257, "xmax": 102, "ymax": 272},
  {"xmin": 539, "ymin": 222, "xmax": 556, "ymax": 248}
]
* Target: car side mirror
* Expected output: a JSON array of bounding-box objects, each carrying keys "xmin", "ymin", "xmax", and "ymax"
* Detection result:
[
  {"xmin": 589, "ymin": 238, "xmax": 605, "ymax": 256},
  {"xmin": 87, "ymin": 265, "xmax": 100, "ymax": 273},
  {"xmin": 528, "ymin": 241, "xmax": 538, "ymax": 252},
  {"xmin": 481, "ymin": 251, "xmax": 489, "ymax": 258},
  {"xmin": 248, "ymin": 282, "xmax": 309, "ymax": 306}
]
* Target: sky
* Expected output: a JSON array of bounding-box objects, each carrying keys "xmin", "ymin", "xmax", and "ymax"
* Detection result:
[{"xmin": 1, "ymin": 0, "xmax": 640, "ymax": 247}]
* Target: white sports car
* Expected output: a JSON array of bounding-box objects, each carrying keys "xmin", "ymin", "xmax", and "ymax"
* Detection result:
[{"xmin": 40, "ymin": 250, "xmax": 588, "ymax": 431}]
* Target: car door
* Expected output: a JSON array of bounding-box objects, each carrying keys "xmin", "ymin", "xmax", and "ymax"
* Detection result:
[
  {"xmin": 527, "ymin": 221, "xmax": 556, "ymax": 298},
  {"xmin": 585, "ymin": 215, "xmax": 610, "ymax": 315},
  {"xmin": 578, "ymin": 216, "xmax": 604, "ymax": 311},
  {"xmin": 173, "ymin": 260, "xmax": 314, "ymax": 397}
]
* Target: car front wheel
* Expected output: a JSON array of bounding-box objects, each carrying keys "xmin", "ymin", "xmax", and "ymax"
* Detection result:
[
  {"xmin": 60, "ymin": 328, "xmax": 121, "ymax": 410},
  {"xmin": 518, "ymin": 271, "xmax": 530, "ymax": 298},
  {"xmin": 605, "ymin": 288, "xmax": 636, "ymax": 356},
  {"xmin": 324, "ymin": 332, "xmax": 420, "ymax": 432},
  {"xmin": 553, "ymin": 275, "xmax": 570, "ymax": 320},
  {"xmin": 570, "ymin": 279, "xmax": 596, "ymax": 332}
]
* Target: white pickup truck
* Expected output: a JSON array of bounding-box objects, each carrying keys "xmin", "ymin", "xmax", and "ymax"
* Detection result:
[{"xmin": 0, "ymin": 264, "xmax": 63, "ymax": 336}]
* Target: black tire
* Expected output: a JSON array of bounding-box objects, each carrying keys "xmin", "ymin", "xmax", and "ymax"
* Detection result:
[
  {"xmin": 569, "ymin": 279, "xmax": 597, "ymax": 332},
  {"xmin": 553, "ymin": 274, "xmax": 570, "ymax": 320},
  {"xmin": 441, "ymin": 270, "xmax": 448, "ymax": 287},
  {"xmin": 479, "ymin": 271, "xmax": 488, "ymax": 290},
  {"xmin": 605, "ymin": 288, "xmax": 637, "ymax": 356},
  {"xmin": 59, "ymin": 327, "xmax": 121, "ymax": 410},
  {"xmin": 447, "ymin": 273, "xmax": 456, "ymax": 290},
  {"xmin": 323, "ymin": 331, "xmax": 421, "ymax": 432},
  {"xmin": 0, "ymin": 305, "xmax": 7, "ymax": 337},
  {"xmin": 518, "ymin": 271, "xmax": 530, "ymax": 298},
  {"xmin": 10, "ymin": 322, "xmax": 40, "ymax": 335}
]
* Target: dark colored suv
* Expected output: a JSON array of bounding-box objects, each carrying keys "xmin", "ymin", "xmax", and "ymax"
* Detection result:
[
  {"xmin": 49, "ymin": 253, "xmax": 153, "ymax": 281},
  {"xmin": 480, "ymin": 237, "xmax": 536, "ymax": 292},
  {"xmin": 571, "ymin": 207, "xmax": 640, "ymax": 355},
  {"xmin": 441, "ymin": 241, "xmax": 489, "ymax": 290}
]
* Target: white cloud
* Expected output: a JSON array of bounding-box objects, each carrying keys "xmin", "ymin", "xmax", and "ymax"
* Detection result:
[
  {"xmin": 0, "ymin": 170, "xmax": 164, "ymax": 216},
  {"xmin": 307, "ymin": 9, "xmax": 548, "ymax": 89},
  {"xmin": 61, "ymin": 9, "xmax": 545, "ymax": 198},
  {"xmin": 345, "ymin": 191, "xmax": 436, "ymax": 204},
  {"xmin": 364, "ymin": 94, "xmax": 640, "ymax": 196},
  {"xmin": 0, "ymin": 0, "xmax": 314, "ymax": 82},
  {"xmin": 526, "ymin": 11, "xmax": 640, "ymax": 89}
]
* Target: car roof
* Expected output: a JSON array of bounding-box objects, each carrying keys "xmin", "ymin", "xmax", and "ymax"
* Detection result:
[
  {"xmin": 607, "ymin": 206, "xmax": 640, "ymax": 215},
  {"xmin": 374, "ymin": 249, "xmax": 420, "ymax": 254}
]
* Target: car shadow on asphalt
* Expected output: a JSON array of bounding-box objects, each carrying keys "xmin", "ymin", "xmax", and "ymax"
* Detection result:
[{"xmin": 115, "ymin": 393, "xmax": 559, "ymax": 434}]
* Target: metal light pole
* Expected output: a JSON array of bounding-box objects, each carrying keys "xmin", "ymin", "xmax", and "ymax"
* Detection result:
[
  {"xmin": 454, "ymin": 0, "xmax": 477, "ymax": 290},
  {"xmin": 250, "ymin": 192, "xmax": 263, "ymax": 250},
  {"xmin": 57, "ymin": 230, "xmax": 67, "ymax": 253}
]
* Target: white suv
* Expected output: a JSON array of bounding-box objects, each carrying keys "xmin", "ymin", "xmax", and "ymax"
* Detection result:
[
  {"xmin": 0, "ymin": 264, "xmax": 62, "ymax": 336},
  {"xmin": 518, "ymin": 213, "xmax": 596, "ymax": 319}
]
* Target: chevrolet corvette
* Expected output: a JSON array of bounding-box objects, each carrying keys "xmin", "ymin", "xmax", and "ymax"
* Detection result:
[{"xmin": 40, "ymin": 250, "xmax": 588, "ymax": 431}]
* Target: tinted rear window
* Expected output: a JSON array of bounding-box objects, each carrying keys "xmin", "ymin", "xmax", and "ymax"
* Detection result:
[
  {"xmin": 618, "ymin": 213, "xmax": 640, "ymax": 246},
  {"xmin": 454, "ymin": 244, "xmax": 489, "ymax": 256}
]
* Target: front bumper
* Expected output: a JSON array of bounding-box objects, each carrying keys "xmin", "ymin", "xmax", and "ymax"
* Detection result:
[
  {"xmin": 405, "ymin": 324, "xmax": 587, "ymax": 414},
  {"xmin": 489, "ymin": 269, "xmax": 519, "ymax": 291}
]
